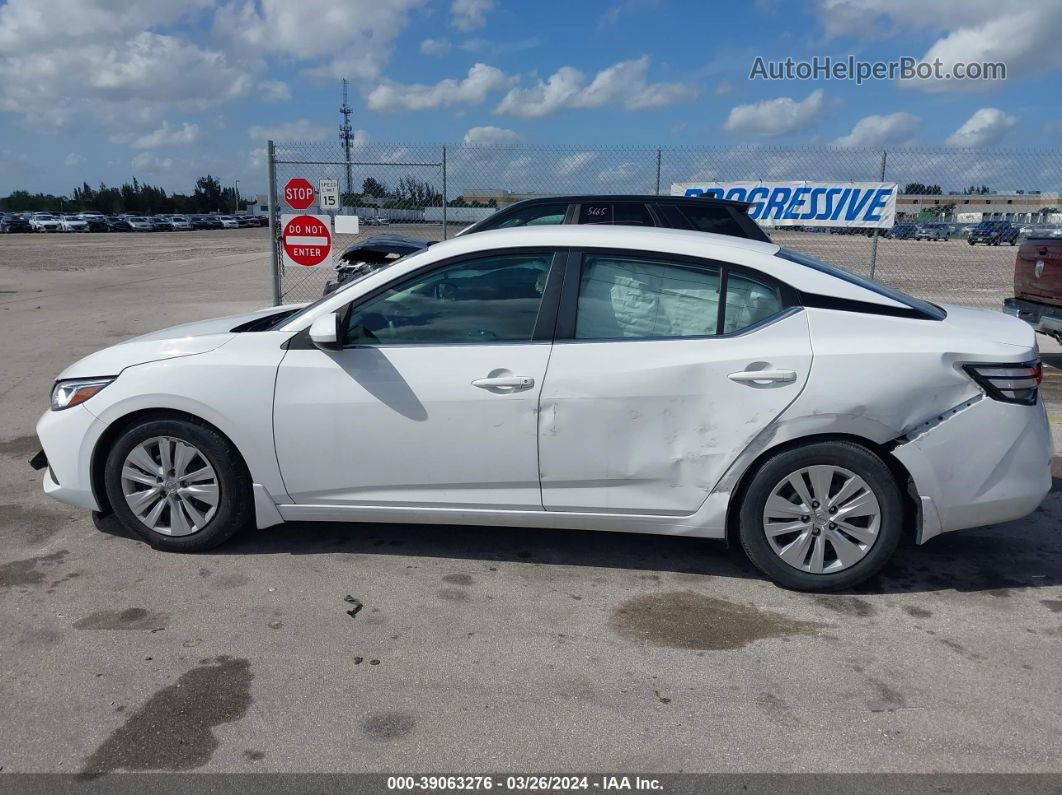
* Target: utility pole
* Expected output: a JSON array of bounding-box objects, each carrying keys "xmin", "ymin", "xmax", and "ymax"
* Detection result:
[
  {"xmin": 339, "ymin": 78, "xmax": 354, "ymax": 204},
  {"xmin": 234, "ymin": 179, "xmax": 240, "ymax": 214}
]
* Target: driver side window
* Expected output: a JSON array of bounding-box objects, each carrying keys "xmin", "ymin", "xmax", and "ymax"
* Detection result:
[{"xmin": 344, "ymin": 253, "xmax": 552, "ymax": 346}]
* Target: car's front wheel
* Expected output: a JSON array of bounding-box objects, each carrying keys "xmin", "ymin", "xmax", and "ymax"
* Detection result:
[
  {"xmin": 738, "ymin": 441, "xmax": 903, "ymax": 591},
  {"xmin": 103, "ymin": 416, "xmax": 253, "ymax": 552}
]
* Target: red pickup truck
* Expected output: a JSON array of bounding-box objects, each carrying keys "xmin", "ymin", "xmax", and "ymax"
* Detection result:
[{"xmin": 1003, "ymin": 237, "xmax": 1062, "ymax": 342}]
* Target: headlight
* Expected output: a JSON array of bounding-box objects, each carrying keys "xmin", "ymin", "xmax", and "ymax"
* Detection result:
[{"xmin": 51, "ymin": 377, "xmax": 115, "ymax": 411}]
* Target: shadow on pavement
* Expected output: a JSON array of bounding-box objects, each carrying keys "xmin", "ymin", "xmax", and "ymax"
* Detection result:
[{"xmin": 94, "ymin": 487, "xmax": 1062, "ymax": 596}]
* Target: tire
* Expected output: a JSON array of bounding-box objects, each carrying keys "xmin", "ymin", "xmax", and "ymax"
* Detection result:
[
  {"xmin": 103, "ymin": 416, "xmax": 253, "ymax": 552},
  {"xmin": 737, "ymin": 440, "xmax": 903, "ymax": 591}
]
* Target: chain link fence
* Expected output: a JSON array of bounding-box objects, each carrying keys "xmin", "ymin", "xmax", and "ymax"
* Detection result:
[{"xmin": 267, "ymin": 141, "xmax": 1062, "ymax": 307}]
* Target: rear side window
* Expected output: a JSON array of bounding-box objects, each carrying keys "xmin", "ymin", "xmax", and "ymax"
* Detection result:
[
  {"xmin": 679, "ymin": 205, "xmax": 747, "ymax": 237},
  {"xmin": 486, "ymin": 203, "xmax": 568, "ymax": 230},
  {"xmin": 576, "ymin": 255, "xmax": 720, "ymax": 338},
  {"xmin": 578, "ymin": 203, "xmax": 653, "ymax": 226},
  {"xmin": 722, "ymin": 272, "xmax": 783, "ymax": 334},
  {"xmin": 574, "ymin": 254, "xmax": 788, "ymax": 340}
]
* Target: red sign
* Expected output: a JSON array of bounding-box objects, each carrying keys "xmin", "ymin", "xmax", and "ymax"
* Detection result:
[
  {"xmin": 284, "ymin": 177, "xmax": 315, "ymax": 210},
  {"xmin": 282, "ymin": 215, "xmax": 331, "ymax": 267}
]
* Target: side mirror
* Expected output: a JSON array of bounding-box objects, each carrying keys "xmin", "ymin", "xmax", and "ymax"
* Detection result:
[{"xmin": 309, "ymin": 312, "xmax": 342, "ymax": 350}]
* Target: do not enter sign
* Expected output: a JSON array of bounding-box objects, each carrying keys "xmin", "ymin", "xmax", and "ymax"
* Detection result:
[
  {"xmin": 281, "ymin": 214, "xmax": 332, "ymax": 267},
  {"xmin": 284, "ymin": 177, "xmax": 315, "ymax": 210}
]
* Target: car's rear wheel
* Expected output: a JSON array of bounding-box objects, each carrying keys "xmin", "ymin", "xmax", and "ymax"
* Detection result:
[
  {"xmin": 103, "ymin": 417, "xmax": 253, "ymax": 552},
  {"xmin": 738, "ymin": 441, "xmax": 903, "ymax": 591}
]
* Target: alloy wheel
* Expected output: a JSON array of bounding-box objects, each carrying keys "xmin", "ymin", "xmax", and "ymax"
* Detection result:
[
  {"xmin": 761, "ymin": 465, "xmax": 881, "ymax": 574},
  {"xmin": 120, "ymin": 436, "xmax": 219, "ymax": 536}
]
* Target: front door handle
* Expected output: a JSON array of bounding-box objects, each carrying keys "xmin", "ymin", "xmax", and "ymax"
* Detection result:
[
  {"xmin": 728, "ymin": 369, "xmax": 797, "ymax": 384},
  {"xmin": 472, "ymin": 375, "xmax": 535, "ymax": 390}
]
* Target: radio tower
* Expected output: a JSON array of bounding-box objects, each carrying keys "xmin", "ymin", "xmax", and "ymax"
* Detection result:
[{"xmin": 339, "ymin": 78, "xmax": 354, "ymax": 199}]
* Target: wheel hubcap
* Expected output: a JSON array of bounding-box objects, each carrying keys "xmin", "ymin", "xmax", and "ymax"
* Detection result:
[
  {"xmin": 121, "ymin": 436, "xmax": 219, "ymax": 536},
  {"xmin": 762, "ymin": 465, "xmax": 881, "ymax": 575}
]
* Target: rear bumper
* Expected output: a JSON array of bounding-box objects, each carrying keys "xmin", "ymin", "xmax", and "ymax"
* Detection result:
[
  {"xmin": 1003, "ymin": 297, "xmax": 1062, "ymax": 335},
  {"xmin": 892, "ymin": 396, "xmax": 1053, "ymax": 542}
]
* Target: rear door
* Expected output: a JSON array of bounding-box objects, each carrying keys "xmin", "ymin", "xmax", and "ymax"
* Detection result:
[{"xmin": 538, "ymin": 250, "xmax": 812, "ymax": 515}]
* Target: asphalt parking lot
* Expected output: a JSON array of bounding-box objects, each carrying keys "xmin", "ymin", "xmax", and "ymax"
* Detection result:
[{"xmin": 0, "ymin": 228, "xmax": 1060, "ymax": 775}]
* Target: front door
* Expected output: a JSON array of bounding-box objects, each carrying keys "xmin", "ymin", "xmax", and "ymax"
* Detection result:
[
  {"xmin": 273, "ymin": 250, "xmax": 561, "ymax": 509},
  {"xmin": 538, "ymin": 251, "xmax": 813, "ymax": 515}
]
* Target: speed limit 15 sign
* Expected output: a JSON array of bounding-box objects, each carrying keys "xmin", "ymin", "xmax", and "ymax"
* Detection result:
[{"xmin": 319, "ymin": 178, "xmax": 339, "ymax": 211}]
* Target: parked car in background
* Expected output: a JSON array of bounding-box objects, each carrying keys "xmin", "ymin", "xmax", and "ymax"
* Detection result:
[
  {"xmin": 78, "ymin": 214, "xmax": 109, "ymax": 232},
  {"xmin": 456, "ymin": 194, "xmax": 771, "ymax": 241},
  {"xmin": 969, "ymin": 221, "xmax": 1019, "ymax": 246},
  {"xmin": 218, "ymin": 216, "xmax": 239, "ymax": 229},
  {"xmin": 149, "ymin": 216, "xmax": 174, "ymax": 231},
  {"xmin": 58, "ymin": 215, "xmax": 88, "ymax": 232},
  {"xmin": 30, "ymin": 212, "xmax": 61, "ymax": 232},
  {"xmin": 236, "ymin": 215, "xmax": 258, "ymax": 228},
  {"xmin": 1021, "ymin": 225, "xmax": 1062, "ymax": 239},
  {"xmin": 363, "ymin": 216, "xmax": 391, "ymax": 226},
  {"xmin": 1, "ymin": 213, "xmax": 32, "ymax": 233},
  {"xmin": 1004, "ymin": 236, "xmax": 1062, "ymax": 343},
  {"xmin": 324, "ymin": 234, "xmax": 431, "ymax": 294},
  {"xmin": 201, "ymin": 215, "xmax": 225, "ymax": 230},
  {"xmin": 124, "ymin": 216, "xmax": 153, "ymax": 232},
  {"xmin": 34, "ymin": 225, "xmax": 1051, "ymax": 592},
  {"xmin": 914, "ymin": 224, "xmax": 949, "ymax": 241},
  {"xmin": 885, "ymin": 223, "xmax": 918, "ymax": 240},
  {"xmin": 105, "ymin": 216, "xmax": 133, "ymax": 232},
  {"xmin": 168, "ymin": 215, "xmax": 192, "ymax": 231}
]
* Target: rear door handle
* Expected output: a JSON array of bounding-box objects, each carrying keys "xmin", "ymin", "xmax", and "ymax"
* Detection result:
[
  {"xmin": 728, "ymin": 369, "xmax": 797, "ymax": 384},
  {"xmin": 472, "ymin": 375, "xmax": 535, "ymax": 390}
]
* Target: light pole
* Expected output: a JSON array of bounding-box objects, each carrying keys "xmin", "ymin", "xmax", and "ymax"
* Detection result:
[{"xmin": 234, "ymin": 180, "xmax": 240, "ymax": 214}]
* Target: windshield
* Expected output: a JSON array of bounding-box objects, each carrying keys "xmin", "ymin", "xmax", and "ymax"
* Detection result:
[
  {"xmin": 776, "ymin": 248, "xmax": 946, "ymax": 320},
  {"xmin": 273, "ymin": 249, "xmax": 429, "ymax": 329}
]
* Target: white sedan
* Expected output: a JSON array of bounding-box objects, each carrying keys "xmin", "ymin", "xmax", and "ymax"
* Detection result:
[{"xmin": 34, "ymin": 226, "xmax": 1052, "ymax": 590}]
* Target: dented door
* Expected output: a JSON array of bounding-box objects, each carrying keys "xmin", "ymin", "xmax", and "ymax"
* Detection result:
[{"xmin": 538, "ymin": 311, "xmax": 813, "ymax": 515}]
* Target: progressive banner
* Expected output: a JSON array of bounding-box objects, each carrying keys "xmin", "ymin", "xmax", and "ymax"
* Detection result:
[{"xmin": 671, "ymin": 181, "xmax": 897, "ymax": 229}]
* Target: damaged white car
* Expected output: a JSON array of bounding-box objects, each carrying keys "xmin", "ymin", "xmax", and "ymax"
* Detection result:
[{"xmin": 35, "ymin": 226, "xmax": 1052, "ymax": 590}]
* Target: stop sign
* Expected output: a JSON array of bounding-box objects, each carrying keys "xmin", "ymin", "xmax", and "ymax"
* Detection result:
[
  {"xmin": 284, "ymin": 177, "xmax": 315, "ymax": 210},
  {"xmin": 282, "ymin": 215, "xmax": 331, "ymax": 267}
]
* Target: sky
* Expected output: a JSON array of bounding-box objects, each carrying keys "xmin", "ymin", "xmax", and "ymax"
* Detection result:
[{"xmin": 1, "ymin": 0, "xmax": 1061, "ymax": 198}]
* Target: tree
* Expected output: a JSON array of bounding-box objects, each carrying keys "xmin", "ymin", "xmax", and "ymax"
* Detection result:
[
  {"xmin": 361, "ymin": 177, "xmax": 387, "ymax": 198},
  {"xmin": 902, "ymin": 183, "xmax": 942, "ymax": 195}
]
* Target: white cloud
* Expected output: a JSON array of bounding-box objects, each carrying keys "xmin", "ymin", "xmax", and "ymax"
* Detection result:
[
  {"xmin": 463, "ymin": 125, "xmax": 523, "ymax": 145},
  {"xmin": 132, "ymin": 121, "xmax": 200, "ymax": 149},
  {"xmin": 212, "ymin": 0, "xmax": 423, "ymax": 81},
  {"xmin": 722, "ymin": 89, "xmax": 825, "ymax": 137},
  {"xmin": 420, "ymin": 37, "xmax": 451, "ymax": 55},
  {"xmin": 249, "ymin": 119, "xmax": 331, "ymax": 141},
  {"xmin": 131, "ymin": 152, "xmax": 174, "ymax": 172},
  {"xmin": 832, "ymin": 112, "xmax": 920, "ymax": 147},
  {"xmin": 494, "ymin": 56, "xmax": 696, "ymax": 118},
  {"xmin": 0, "ymin": 0, "xmax": 250, "ymax": 132},
  {"xmin": 258, "ymin": 79, "xmax": 291, "ymax": 102},
  {"xmin": 451, "ymin": 0, "xmax": 493, "ymax": 32},
  {"xmin": 815, "ymin": 1, "xmax": 1062, "ymax": 92},
  {"xmin": 945, "ymin": 107, "xmax": 1017, "ymax": 147},
  {"xmin": 367, "ymin": 63, "xmax": 511, "ymax": 112},
  {"xmin": 64, "ymin": 152, "xmax": 86, "ymax": 167},
  {"xmin": 556, "ymin": 151, "xmax": 597, "ymax": 176}
]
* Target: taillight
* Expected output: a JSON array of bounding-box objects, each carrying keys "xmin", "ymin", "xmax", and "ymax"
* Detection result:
[{"xmin": 963, "ymin": 360, "xmax": 1041, "ymax": 405}]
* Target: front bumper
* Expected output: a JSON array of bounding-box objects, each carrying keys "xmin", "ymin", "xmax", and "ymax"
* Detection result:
[
  {"xmin": 35, "ymin": 405, "xmax": 106, "ymax": 511},
  {"xmin": 892, "ymin": 396, "xmax": 1053, "ymax": 542},
  {"xmin": 1003, "ymin": 297, "xmax": 1062, "ymax": 336}
]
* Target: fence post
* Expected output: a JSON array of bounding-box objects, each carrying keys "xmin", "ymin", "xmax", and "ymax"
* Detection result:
[
  {"xmin": 655, "ymin": 148, "xmax": 662, "ymax": 195},
  {"xmin": 868, "ymin": 149, "xmax": 887, "ymax": 280},
  {"xmin": 267, "ymin": 140, "xmax": 281, "ymax": 306},
  {"xmin": 442, "ymin": 145, "xmax": 448, "ymax": 240}
]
